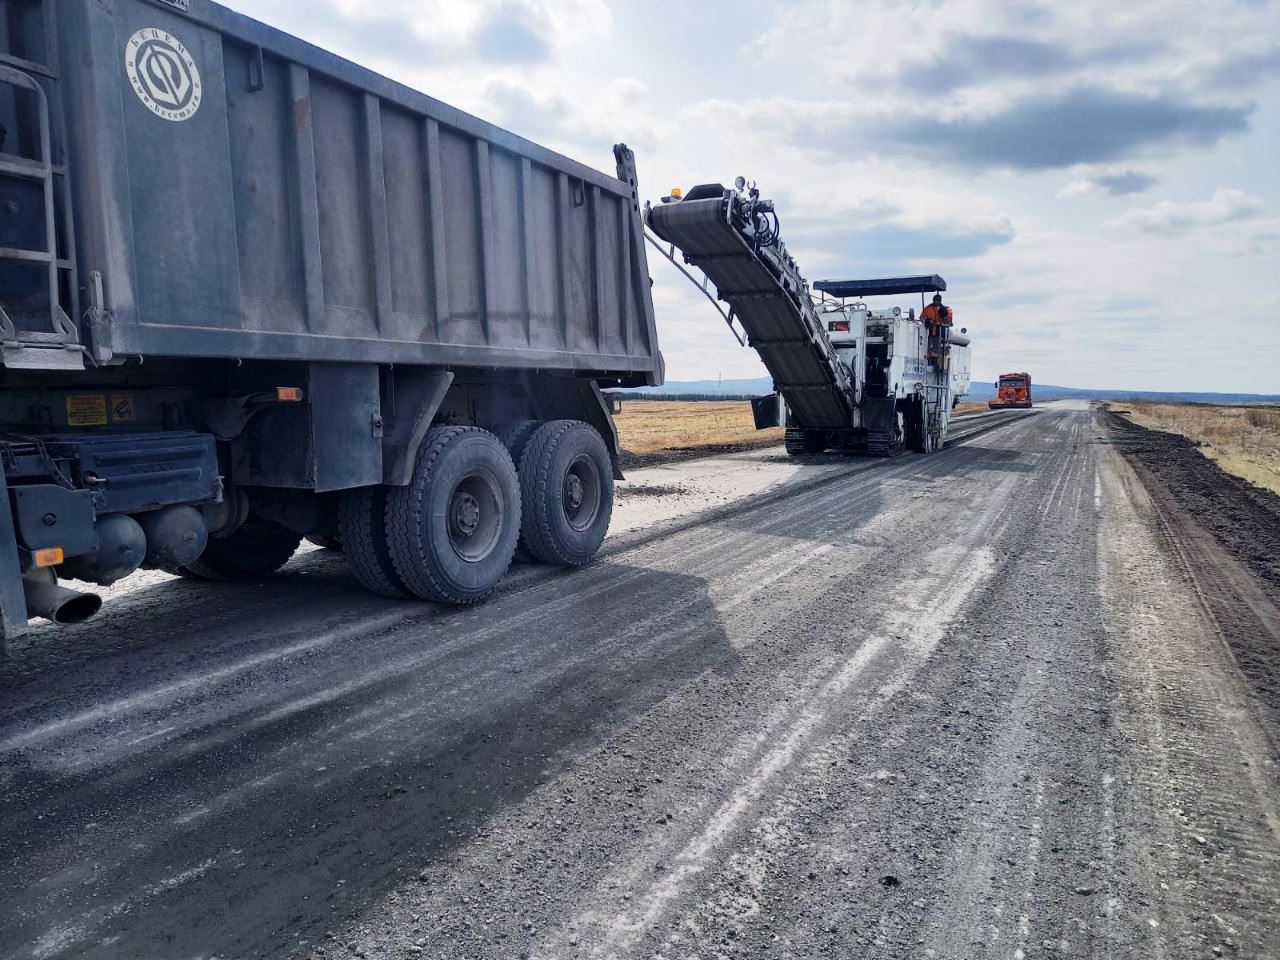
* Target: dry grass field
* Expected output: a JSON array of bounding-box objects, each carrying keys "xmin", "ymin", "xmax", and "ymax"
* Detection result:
[
  {"xmin": 1118, "ymin": 400, "xmax": 1280, "ymax": 494},
  {"xmin": 614, "ymin": 400, "xmax": 783, "ymax": 455},
  {"xmin": 615, "ymin": 398, "xmax": 999, "ymax": 458},
  {"xmin": 953, "ymin": 401, "xmax": 990, "ymax": 415}
]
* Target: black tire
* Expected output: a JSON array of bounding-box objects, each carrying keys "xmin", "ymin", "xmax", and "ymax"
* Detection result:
[
  {"xmin": 496, "ymin": 420, "xmax": 543, "ymax": 566},
  {"xmin": 338, "ymin": 486, "xmax": 409, "ymax": 598},
  {"xmin": 784, "ymin": 428, "xmax": 825, "ymax": 456},
  {"xmin": 386, "ymin": 426, "xmax": 521, "ymax": 604},
  {"xmin": 306, "ymin": 534, "xmax": 342, "ymax": 551},
  {"xmin": 518, "ymin": 420, "xmax": 613, "ymax": 567},
  {"xmin": 177, "ymin": 516, "xmax": 302, "ymax": 581},
  {"xmin": 495, "ymin": 419, "xmax": 541, "ymax": 468}
]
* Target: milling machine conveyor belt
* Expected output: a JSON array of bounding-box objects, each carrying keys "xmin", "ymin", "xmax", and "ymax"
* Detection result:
[{"xmin": 646, "ymin": 193, "xmax": 855, "ymax": 430}]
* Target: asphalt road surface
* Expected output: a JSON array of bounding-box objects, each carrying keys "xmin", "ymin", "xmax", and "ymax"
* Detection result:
[{"xmin": 2, "ymin": 403, "xmax": 1277, "ymax": 959}]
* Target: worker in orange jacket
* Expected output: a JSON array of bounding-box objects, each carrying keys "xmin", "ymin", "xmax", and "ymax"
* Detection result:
[{"xmin": 921, "ymin": 293, "xmax": 953, "ymax": 327}]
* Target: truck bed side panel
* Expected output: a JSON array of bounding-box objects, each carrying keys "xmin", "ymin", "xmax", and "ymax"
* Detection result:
[{"xmin": 53, "ymin": 0, "xmax": 660, "ymax": 379}]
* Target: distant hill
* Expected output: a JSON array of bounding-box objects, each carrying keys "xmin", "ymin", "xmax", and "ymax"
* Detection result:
[
  {"xmin": 626, "ymin": 377, "xmax": 1280, "ymax": 406},
  {"xmin": 628, "ymin": 378, "xmax": 777, "ymax": 397}
]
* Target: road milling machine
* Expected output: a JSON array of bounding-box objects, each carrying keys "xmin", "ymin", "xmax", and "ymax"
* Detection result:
[{"xmin": 645, "ymin": 181, "xmax": 971, "ymax": 456}]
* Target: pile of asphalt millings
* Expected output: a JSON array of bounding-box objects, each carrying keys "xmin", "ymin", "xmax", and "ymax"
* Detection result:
[
  {"xmin": 1107, "ymin": 410, "xmax": 1280, "ymax": 733},
  {"xmin": 1106, "ymin": 412, "xmax": 1280, "ymax": 588}
]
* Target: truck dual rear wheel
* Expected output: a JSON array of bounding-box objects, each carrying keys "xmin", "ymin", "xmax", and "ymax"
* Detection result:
[
  {"xmin": 495, "ymin": 419, "xmax": 541, "ymax": 468},
  {"xmin": 518, "ymin": 420, "xmax": 613, "ymax": 566},
  {"xmin": 177, "ymin": 516, "xmax": 302, "ymax": 581},
  {"xmin": 495, "ymin": 419, "xmax": 542, "ymax": 563},
  {"xmin": 338, "ymin": 486, "xmax": 408, "ymax": 598},
  {"xmin": 386, "ymin": 426, "xmax": 521, "ymax": 604}
]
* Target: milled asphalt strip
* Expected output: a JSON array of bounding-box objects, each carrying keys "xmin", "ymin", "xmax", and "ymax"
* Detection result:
[
  {"xmin": 545, "ymin": 461, "xmax": 1029, "ymax": 957},
  {"xmin": 0, "ymin": 609, "xmax": 413, "ymax": 753},
  {"xmin": 0, "ymin": 468, "xmax": 880, "ymax": 756},
  {"xmin": 947, "ymin": 408, "xmax": 1040, "ymax": 442},
  {"xmin": 950, "ymin": 407, "xmax": 1035, "ymax": 425},
  {"xmin": 600, "ymin": 408, "xmax": 1040, "ymax": 560},
  {"xmin": 0, "ymin": 411, "xmax": 1037, "ymax": 755}
]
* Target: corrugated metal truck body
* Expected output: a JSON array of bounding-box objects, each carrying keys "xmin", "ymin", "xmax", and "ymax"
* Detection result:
[
  {"xmin": 47, "ymin": 0, "xmax": 660, "ymax": 374},
  {"xmin": 0, "ymin": 0, "xmax": 662, "ymax": 643}
]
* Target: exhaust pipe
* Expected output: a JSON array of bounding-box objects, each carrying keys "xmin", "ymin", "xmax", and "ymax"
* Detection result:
[{"xmin": 22, "ymin": 570, "xmax": 102, "ymax": 626}]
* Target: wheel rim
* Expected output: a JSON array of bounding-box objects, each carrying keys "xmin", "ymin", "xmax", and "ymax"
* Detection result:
[
  {"xmin": 447, "ymin": 470, "xmax": 503, "ymax": 562},
  {"xmin": 563, "ymin": 454, "xmax": 602, "ymax": 532}
]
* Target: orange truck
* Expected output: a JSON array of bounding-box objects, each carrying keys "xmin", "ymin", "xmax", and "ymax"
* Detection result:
[{"xmin": 989, "ymin": 373, "xmax": 1033, "ymax": 409}]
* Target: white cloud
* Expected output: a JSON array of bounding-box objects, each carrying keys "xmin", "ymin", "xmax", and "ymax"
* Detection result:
[
  {"xmin": 1059, "ymin": 168, "xmax": 1158, "ymax": 198},
  {"xmin": 752, "ymin": 0, "xmax": 1280, "ymax": 100},
  {"xmin": 1112, "ymin": 188, "xmax": 1265, "ymax": 234},
  {"xmin": 223, "ymin": 0, "xmax": 1280, "ymax": 393},
  {"xmin": 482, "ymin": 76, "xmax": 663, "ymax": 156},
  {"xmin": 252, "ymin": 0, "xmax": 612, "ymax": 59},
  {"xmin": 674, "ymin": 89, "xmax": 1248, "ymax": 175}
]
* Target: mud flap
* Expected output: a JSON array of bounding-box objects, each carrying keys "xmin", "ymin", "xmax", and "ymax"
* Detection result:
[
  {"xmin": 862, "ymin": 397, "xmax": 898, "ymax": 434},
  {"xmin": 381, "ymin": 368, "xmax": 455, "ymax": 486},
  {"xmin": 0, "ymin": 461, "xmax": 30, "ymax": 650},
  {"xmin": 578, "ymin": 381, "xmax": 626, "ymax": 480},
  {"xmin": 751, "ymin": 393, "xmax": 784, "ymax": 429}
]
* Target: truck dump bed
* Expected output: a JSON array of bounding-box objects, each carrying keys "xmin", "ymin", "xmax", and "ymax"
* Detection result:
[{"xmin": 0, "ymin": 0, "xmax": 660, "ymax": 381}]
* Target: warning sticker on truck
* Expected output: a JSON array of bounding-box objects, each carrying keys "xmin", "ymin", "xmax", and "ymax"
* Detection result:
[
  {"xmin": 111, "ymin": 395, "xmax": 138, "ymax": 423},
  {"xmin": 66, "ymin": 395, "xmax": 108, "ymax": 427}
]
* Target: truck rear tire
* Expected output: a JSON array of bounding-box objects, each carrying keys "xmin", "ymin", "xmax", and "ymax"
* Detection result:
[
  {"xmin": 495, "ymin": 419, "xmax": 541, "ymax": 467},
  {"xmin": 518, "ymin": 420, "xmax": 613, "ymax": 566},
  {"xmin": 495, "ymin": 420, "xmax": 542, "ymax": 564},
  {"xmin": 386, "ymin": 426, "xmax": 521, "ymax": 604},
  {"xmin": 177, "ymin": 517, "xmax": 302, "ymax": 581},
  {"xmin": 338, "ymin": 486, "xmax": 409, "ymax": 598}
]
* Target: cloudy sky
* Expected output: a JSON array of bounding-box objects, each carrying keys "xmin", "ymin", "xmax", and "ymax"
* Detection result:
[{"xmin": 229, "ymin": 0, "xmax": 1279, "ymax": 393}]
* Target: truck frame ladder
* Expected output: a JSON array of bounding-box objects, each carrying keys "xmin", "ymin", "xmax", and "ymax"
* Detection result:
[{"xmin": 0, "ymin": 3, "xmax": 83, "ymax": 371}]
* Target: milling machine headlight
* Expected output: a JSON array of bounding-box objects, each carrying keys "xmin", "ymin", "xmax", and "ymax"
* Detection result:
[
  {"xmin": 734, "ymin": 176, "xmax": 746, "ymax": 191},
  {"xmin": 893, "ymin": 306, "xmax": 902, "ymax": 317}
]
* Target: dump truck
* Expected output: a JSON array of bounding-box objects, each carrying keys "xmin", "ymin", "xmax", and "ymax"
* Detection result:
[
  {"xmin": 0, "ymin": 0, "xmax": 662, "ymax": 645},
  {"xmin": 989, "ymin": 373, "xmax": 1033, "ymax": 409},
  {"xmin": 645, "ymin": 181, "xmax": 970, "ymax": 456}
]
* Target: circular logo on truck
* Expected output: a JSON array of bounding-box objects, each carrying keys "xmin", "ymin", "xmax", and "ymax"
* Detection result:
[{"xmin": 125, "ymin": 28, "xmax": 203, "ymax": 122}]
